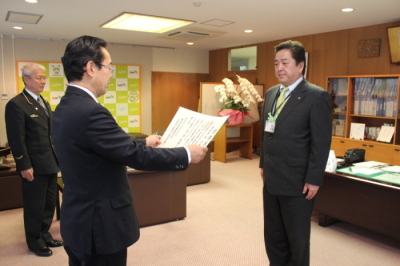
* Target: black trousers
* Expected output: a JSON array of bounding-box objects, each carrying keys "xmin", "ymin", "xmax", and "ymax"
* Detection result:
[
  {"xmin": 64, "ymin": 244, "xmax": 127, "ymax": 266},
  {"xmin": 22, "ymin": 173, "xmax": 58, "ymax": 251},
  {"xmin": 263, "ymin": 186, "xmax": 315, "ymax": 266}
]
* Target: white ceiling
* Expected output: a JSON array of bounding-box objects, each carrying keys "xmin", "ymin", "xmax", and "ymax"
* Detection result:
[{"xmin": 1, "ymin": 0, "xmax": 399, "ymax": 51}]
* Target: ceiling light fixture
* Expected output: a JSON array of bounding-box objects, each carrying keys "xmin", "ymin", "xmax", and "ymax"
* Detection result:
[
  {"xmin": 341, "ymin": 8, "xmax": 354, "ymax": 12},
  {"xmin": 187, "ymin": 42, "xmax": 194, "ymax": 45},
  {"xmin": 244, "ymin": 30, "xmax": 253, "ymax": 33},
  {"xmin": 101, "ymin": 12, "xmax": 195, "ymax": 33},
  {"xmin": 25, "ymin": 0, "xmax": 38, "ymax": 3},
  {"xmin": 13, "ymin": 26, "xmax": 23, "ymax": 30}
]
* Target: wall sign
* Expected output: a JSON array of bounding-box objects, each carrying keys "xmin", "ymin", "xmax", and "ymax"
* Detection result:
[{"xmin": 16, "ymin": 61, "xmax": 142, "ymax": 133}]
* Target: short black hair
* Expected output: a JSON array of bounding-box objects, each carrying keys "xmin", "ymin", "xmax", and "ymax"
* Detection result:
[
  {"xmin": 275, "ymin": 40, "xmax": 306, "ymax": 76},
  {"xmin": 61, "ymin": 35, "xmax": 107, "ymax": 82}
]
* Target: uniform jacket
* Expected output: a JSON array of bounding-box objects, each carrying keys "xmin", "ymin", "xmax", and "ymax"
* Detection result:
[
  {"xmin": 52, "ymin": 86, "xmax": 189, "ymax": 254},
  {"xmin": 5, "ymin": 89, "xmax": 59, "ymax": 174},
  {"xmin": 259, "ymin": 79, "xmax": 332, "ymax": 196}
]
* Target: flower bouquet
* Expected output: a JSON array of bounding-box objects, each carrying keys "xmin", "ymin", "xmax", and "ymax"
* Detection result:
[{"xmin": 214, "ymin": 75, "xmax": 263, "ymax": 124}]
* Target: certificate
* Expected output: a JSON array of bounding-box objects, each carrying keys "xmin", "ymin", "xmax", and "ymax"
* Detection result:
[
  {"xmin": 376, "ymin": 126, "xmax": 395, "ymax": 143},
  {"xmin": 349, "ymin": 123, "xmax": 365, "ymax": 140},
  {"xmin": 158, "ymin": 107, "xmax": 228, "ymax": 148}
]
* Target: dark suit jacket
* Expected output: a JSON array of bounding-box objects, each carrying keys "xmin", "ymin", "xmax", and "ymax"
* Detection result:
[
  {"xmin": 53, "ymin": 86, "xmax": 189, "ymax": 255},
  {"xmin": 5, "ymin": 89, "xmax": 59, "ymax": 175},
  {"xmin": 259, "ymin": 79, "xmax": 332, "ymax": 196}
]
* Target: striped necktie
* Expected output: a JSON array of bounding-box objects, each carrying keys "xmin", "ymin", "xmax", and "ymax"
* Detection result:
[
  {"xmin": 275, "ymin": 87, "xmax": 289, "ymax": 115},
  {"xmin": 37, "ymin": 96, "xmax": 49, "ymax": 116}
]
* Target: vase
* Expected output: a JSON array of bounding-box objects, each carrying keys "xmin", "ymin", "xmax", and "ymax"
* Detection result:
[
  {"xmin": 228, "ymin": 111, "xmax": 245, "ymax": 125},
  {"xmin": 218, "ymin": 109, "xmax": 245, "ymax": 125}
]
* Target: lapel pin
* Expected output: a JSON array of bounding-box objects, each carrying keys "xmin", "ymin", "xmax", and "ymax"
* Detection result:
[{"xmin": 298, "ymin": 97, "xmax": 301, "ymax": 100}]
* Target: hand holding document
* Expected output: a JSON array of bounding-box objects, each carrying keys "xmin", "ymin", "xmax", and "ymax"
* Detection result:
[
  {"xmin": 186, "ymin": 145, "xmax": 209, "ymax": 164},
  {"xmin": 158, "ymin": 107, "xmax": 228, "ymax": 148}
]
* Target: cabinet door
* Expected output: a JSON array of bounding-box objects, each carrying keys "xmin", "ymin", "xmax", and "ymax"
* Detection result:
[
  {"xmin": 360, "ymin": 142, "xmax": 393, "ymax": 164},
  {"xmin": 331, "ymin": 138, "xmax": 346, "ymax": 157},
  {"xmin": 350, "ymin": 77, "xmax": 398, "ymax": 143},
  {"xmin": 391, "ymin": 148, "xmax": 400, "ymax": 165},
  {"xmin": 330, "ymin": 137, "xmax": 360, "ymax": 157},
  {"xmin": 328, "ymin": 78, "xmax": 348, "ymax": 138}
]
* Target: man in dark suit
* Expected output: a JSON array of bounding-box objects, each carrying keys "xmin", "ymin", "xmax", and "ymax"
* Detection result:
[
  {"xmin": 53, "ymin": 35, "xmax": 207, "ymax": 266},
  {"xmin": 5, "ymin": 63, "xmax": 63, "ymax": 257},
  {"xmin": 259, "ymin": 40, "xmax": 332, "ymax": 266}
]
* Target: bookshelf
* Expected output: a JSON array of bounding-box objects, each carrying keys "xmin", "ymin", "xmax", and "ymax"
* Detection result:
[
  {"xmin": 328, "ymin": 75, "xmax": 400, "ymax": 164},
  {"xmin": 213, "ymin": 124, "xmax": 253, "ymax": 163}
]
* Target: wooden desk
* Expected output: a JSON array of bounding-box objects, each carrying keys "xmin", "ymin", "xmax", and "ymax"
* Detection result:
[
  {"xmin": 56, "ymin": 170, "xmax": 187, "ymax": 227},
  {"xmin": 315, "ymin": 171, "xmax": 400, "ymax": 240},
  {"xmin": 213, "ymin": 124, "xmax": 253, "ymax": 163},
  {"xmin": 2, "ymin": 161, "xmax": 210, "ymax": 227},
  {"xmin": 186, "ymin": 149, "xmax": 211, "ymax": 186},
  {"xmin": 128, "ymin": 169, "xmax": 186, "ymax": 227},
  {"xmin": 0, "ymin": 168, "xmax": 22, "ymax": 211}
]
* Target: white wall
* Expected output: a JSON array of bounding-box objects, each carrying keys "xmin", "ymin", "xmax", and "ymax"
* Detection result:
[
  {"xmin": 0, "ymin": 35, "xmax": 209, "ymax": 145},
  {"xmin": 153, "ymin": 48, "xmax": 209, "ymax": 73}
]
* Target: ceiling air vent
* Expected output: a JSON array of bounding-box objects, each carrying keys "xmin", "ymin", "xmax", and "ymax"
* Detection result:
[{"xmin": 158, "ymin": 27, "xmax": 226, "ymax": 42}]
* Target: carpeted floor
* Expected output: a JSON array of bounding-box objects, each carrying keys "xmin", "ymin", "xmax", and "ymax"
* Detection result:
[{"xmin": 0, "ymin": 151, "xmax": 399, "ymax": 265}]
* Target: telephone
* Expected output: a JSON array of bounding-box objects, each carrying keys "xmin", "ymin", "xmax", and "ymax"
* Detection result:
[{"xmin": 344, "ymin": 148, "xmax": 365, "ymax": 163}]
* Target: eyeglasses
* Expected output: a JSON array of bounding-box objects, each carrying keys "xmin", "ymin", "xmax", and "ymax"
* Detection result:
[{"xmin": 100, "ymin": 64, "xmax": 115, "ymax": 72}]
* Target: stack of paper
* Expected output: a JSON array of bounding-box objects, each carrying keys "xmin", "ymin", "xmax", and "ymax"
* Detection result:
[
  {"xmin": 380, "ymin": 166, "xmax": 400, "ymax": 173},
  {"xmin": 352, "ymin": 161, "xmax": 389, "ymax": 168}
]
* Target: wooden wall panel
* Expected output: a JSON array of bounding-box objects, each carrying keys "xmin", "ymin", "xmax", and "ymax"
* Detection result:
[
  {"xmin": 209, "ymin": 21, "xmax": 400, "ymax": 94},
  {"xmin": 256, "ymin": 42, "xmax": 268, "ymax": 92},
  {"xmin": 390, "ymin": 21, "xmax": 400, "ymax": 74},
  {"xmin": 151, "ymin": 72, "xmax": 209, "ymax": 133},
  {"xmin": 347, "ymin": 23, "xmax": 394, "ymax": 75},
  {"xmin": 209, "ymin": 48, "xmax": 228, "ymax": 82},
  {"xmin": 311, "ymin": 30, "xmax": 349, "ymax": 88}
]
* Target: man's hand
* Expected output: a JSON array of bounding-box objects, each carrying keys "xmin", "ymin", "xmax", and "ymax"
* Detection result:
[
  {"xmin": 186, "ymin": 145, "xmax": 208, "ymax": 164},
  {"xmin": 145, "ymin": 135, "xmax": 162, "ymax": 148},
  {"xmin": 303, "ymin": 183, "xmax": 319, "ymax": 200},
  {"xmin": 21, "ymin": 168, "xmax": 34, "ymax": 181}
]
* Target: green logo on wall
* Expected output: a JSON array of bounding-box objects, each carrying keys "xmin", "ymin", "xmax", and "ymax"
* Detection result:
[{"xmin": 128, "ymin": 91, "xmax": 139, "ymax": 103}]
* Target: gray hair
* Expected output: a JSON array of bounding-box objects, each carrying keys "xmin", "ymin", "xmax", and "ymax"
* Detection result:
[{"xmin": 22, "ymin": 63, "xmax": 46, "ymax": 78}]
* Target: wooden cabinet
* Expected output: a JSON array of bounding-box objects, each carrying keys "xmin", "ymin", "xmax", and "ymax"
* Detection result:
[
  {"xmin": 328, "ymin": 75, "xmax": 400, "ymax": 164},
  {"xmin": 392, "ymin": 148, "xmax": 400, "ymax": 165},
  {"xmin": 0, "ymin": 169, "xmax": 23, "ymax": 211},
  {"xmin": 186, "ymin": 149, "xmax": 211, "ymax": 185},
  {"xmin": 315, "ymin": 171, "xmax": 400, "ymax": 241},
  {"xmin": 359, "ymin": 141, "xmax": 394, "ymax": 163},
  {"xmin": 330, "ymin": 137, "xmax": 360, "ymax": 157},
  {"xmin": 213, "ymin": 124, "xmax": 253, "ymax": 163}
]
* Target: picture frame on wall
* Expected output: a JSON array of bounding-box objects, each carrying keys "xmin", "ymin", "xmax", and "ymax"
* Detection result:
[{"xmin": 387, "ymin": 26, "xmax": 400, "ymax": 64}]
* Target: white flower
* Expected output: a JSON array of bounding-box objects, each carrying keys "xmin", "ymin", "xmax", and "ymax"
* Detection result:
[{"xmin": 214, "ymin": 75, "xmax": 263, "ymax": 113}]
